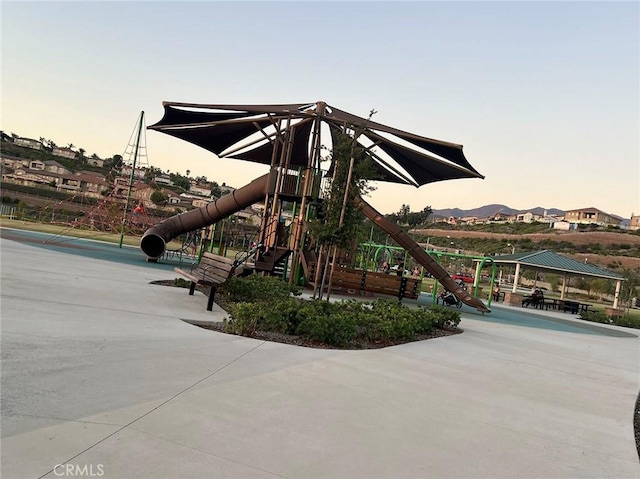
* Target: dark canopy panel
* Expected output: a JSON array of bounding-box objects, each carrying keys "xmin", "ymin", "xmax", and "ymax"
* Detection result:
[
  {"xmin": 148, "ymin": 101, "xmax": 485, "ymax": 186},
  {"xmin": 157, "ymin": 118, "xmax": 275, "ymax": 157},
  {"xmin": 229, "ymin": 119, "xmax": 314, "ymax": 167},
  {"xmin": 362, "ymin": 131, "xmax": 479, "ymax": 185},
  {"xmin": 326, "ymin": 125, "xmax": 413, "ymax": 185},
  {"xmin": 324, "ymin": 106, "xmax": 482, "ymax": 176},
  {"xmin": 152, "ymin": 106, "xmax": 255, "ymax": 127}
]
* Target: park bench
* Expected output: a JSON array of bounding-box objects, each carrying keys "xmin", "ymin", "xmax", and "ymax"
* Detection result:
[
  {"xmin": 174, "ymin": 252, "xmax": 241, "ymax": 311},
  {"xmin": 323, "ymin": 267, "xmax": 421, "ymax": 301}
]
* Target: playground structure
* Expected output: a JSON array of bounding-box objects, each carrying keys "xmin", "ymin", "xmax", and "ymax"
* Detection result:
[
  {"xmin": 355, "ymin": 241, "xmax": 501, "ymax": 308},
  {"xmin": 43, "ymin": 112, "xmax": 160, "ymax": 245},
  {"xmin": 140, "ymin": 101, "xmax": 490, "ymax": 312}
]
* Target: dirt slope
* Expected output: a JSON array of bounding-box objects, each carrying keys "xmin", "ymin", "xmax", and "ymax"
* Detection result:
[{"xmin": 413, "ymin": 229, "xmax": 640, "ymax": 270}]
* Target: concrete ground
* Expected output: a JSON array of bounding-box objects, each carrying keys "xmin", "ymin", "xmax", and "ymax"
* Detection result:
[{"xmin": 1, "ymin": 228, "xmax": 639, "ymax": 479}]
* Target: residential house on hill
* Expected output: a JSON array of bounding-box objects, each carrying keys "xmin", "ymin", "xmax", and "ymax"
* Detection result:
[
  {"xmin": 36, "ymin": 160, "xmax": 70, "ymax": 175},
  {"xmin": 120, "ymin": 165, "xmax": 146, "ymax": 181},
  {"xmin": 87, "ymin": 156, "xmax": 104, "ymax": 168},
  {"xmin": 564, "ymin": 207, "xmax": 622, "ymax": 227},
  {"xmin": 235, "ymin": 206, "xmax": 262, "ymax": 227},
  {"xmin": 154, "ymin": 175, "xmax": 174, "ymax": 186},
  {"xmin": 630, "ymin": 214, "xmax": 640, "ymax": 231},
  {"xmin": 189, "ymin": 182, "xmax": 212, "ymax": 197},
  {"xmin": 515, "ymin": 211, "xmax": 544, "ymax": 223},
  {"xmin": 2, "ymin": 161, "xmax": 108, "ymax": 198},
  {"xmin": 14, "ymin": 137, "xmax": 43, "ymax": 150},
  {"xmin": 52, "ymin": 146, "xmax": 77, "ymax": 159}
]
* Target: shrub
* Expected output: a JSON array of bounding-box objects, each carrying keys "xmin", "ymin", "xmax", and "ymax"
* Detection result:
[
  {"xmin": 295, "ymin": 301, "xmax": 356, "ymax": 347},
  {"xmin": 225, "ymin": 297, "xmax": 302, "ymax": 336},
  {"xmin": 613, "ymin": 315, "xmax": 640, "ymax": 329},
  {"xmin": 429, "ymin": 305, "xmax": 462, "ymax": 328},
  {"xmin": 222, "ymin": 275, "xmax": 300, "ymax": 303},
  {"xmin": 173, "ymin": 277, "xmax": 191, "ymax": 288},
  {"xmin": 219, "ymin": 276, "xmax": 462, "ymax": 347},
  {"xmin": 579, "ymin": 310, "xmax": 610, "ymax": 324},
  {"xmin": 579, "ymin": 310, "xmax": 640, "ymax": 329}
]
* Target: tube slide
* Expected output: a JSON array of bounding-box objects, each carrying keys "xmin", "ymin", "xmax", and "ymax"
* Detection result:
[
  {"xmin": 354, "ymin": 195, "xmax": 490, "ymax": 313},
  {"xmin": 141, "ymin": 173, "xmax": 271, "ymax": 259}
]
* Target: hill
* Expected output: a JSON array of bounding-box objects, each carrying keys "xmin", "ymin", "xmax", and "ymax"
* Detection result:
[{"xmin": 431, "ymin": 204, "xmax": 566, "ymax": 218}]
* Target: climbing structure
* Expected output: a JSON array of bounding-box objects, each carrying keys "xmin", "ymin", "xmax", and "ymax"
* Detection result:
[{"xmin": 141, "ymin": 101, "xmax": 489, "ymax": 312}]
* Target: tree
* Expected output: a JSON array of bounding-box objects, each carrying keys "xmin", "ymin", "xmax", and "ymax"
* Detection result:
[
  {"xmin": 307, "ymin": 130, "xmax": 378, "ymax": 249},
  {"xmin": 110, "ymin": 154, "xmax": 123, "ymax": 170},
  {"xmin": 589, "ymin": 279, "xmax": 608, "ymax": 301},
  {"xmin": 210, "ymin": 181, "xmax": 222, "ymax": 199},
  {"xmin": 150, "ymin": 190, "xmax": 167, "ymax": 206},
  {"xmin": 169, "ymin": 173, "xmax": 190, "ymax": 191},
  {"xmin": 397, "ymin": 204, "xmax": 410, "ymax": 225}
]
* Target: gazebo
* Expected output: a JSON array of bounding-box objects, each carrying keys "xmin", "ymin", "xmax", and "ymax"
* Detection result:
[{"xmin": 491, "ymin": 250, "xmax": 625, "ymax": 309}]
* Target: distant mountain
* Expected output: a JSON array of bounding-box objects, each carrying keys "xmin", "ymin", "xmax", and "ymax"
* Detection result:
[{"xmin": 431, "ymin": 204, "xmax": 565, "ymax": 219}]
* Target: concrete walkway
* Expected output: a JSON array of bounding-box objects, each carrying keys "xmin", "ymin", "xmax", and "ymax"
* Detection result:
[{"xmin": 1, "ymin": 230, "xmax": 639, "ymax": 478}]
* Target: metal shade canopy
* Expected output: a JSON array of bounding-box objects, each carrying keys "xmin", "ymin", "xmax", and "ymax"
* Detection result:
[{"xmin": 148, "ymin": 101, "xmax": 485, "ymax": 187}]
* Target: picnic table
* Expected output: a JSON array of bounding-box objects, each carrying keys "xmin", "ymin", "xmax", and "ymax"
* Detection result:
[{"xmin": 521, "ymin": 297, "xmax": 594, "ymax": 314}]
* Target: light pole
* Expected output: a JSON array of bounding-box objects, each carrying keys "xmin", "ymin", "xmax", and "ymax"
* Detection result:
[{"xmin": 507, "ymin": 243, "xmax": 515, "ymax": 254}]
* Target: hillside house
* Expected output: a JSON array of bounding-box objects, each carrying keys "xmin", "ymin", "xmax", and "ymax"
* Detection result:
[
  {"xmin": 73, "ymin": 171, "xmax": 109, "ymax": 197},
  {"xmin": 192, "ymin": 198, "xmax": 210, "ymax": 208},
  {"xmin": 515, "ymin": 211, "xmax": 544, "ymax": 223},
  {"xmin": 564, "ymin": 207, "xmax": 622, "ymax": 227},
  {"xmin": 235, "ymin": 207, "xmax": 262, "ymax": 226},
  {"xmin": 459, "ymin": 216, "xmax": 478, "ymax": 225},
  {"xmin": 14, "ymin": 137, "xmax": 43, "ymax": 150},
  {"xmin": 43, "ymin": 160, "xmax": 71, "ymax": 175},
  {"xmin": 120, "ymin": 165, "xmax": 146, "ymax": 180},
  {"xmin": 52, "ymin": 146, "xmax": 77, "ymax": 159},
  {"xmin": 189, "ymin": 183, "xmax": 212, "ymax": 197},
  {"xmin": 87, "ymin": 156, "xmax": 104, "ymax": 168},
  {"xmin": 551, "ymin": 221, "xmax": 575, "ymax": 231},
  {"xmin": 2, "ymin": 165, "xmax": 107, "ymax": 198},
  {"xmin": 154, "ymin": 175, "xmax": 174, "ymax": 186},
  {"xmin": 630, "ymin": 214, "xmax": 640, "ymax": 231}
]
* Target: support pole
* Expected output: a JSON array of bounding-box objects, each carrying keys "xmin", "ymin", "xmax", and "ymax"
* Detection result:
[
  {"xmin": 119, "ymin": 111, "xmax": 144, "ymax": 248},
  {"xmin": 511, "ymin": 263, "xmax": 521, "ymax": 293},
  {"xmin": 613, "ymin": 280, "xmax": 621, "ymax": 309}
]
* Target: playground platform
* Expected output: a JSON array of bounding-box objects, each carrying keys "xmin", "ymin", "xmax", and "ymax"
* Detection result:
[{"xmin": 1, "ymin": 228, "xmax": 639, "ymax": 479}]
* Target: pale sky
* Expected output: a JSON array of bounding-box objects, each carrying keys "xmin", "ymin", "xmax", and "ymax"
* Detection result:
[{"xmin": 2, "ymin": 1, "xmax": 638, "ymax": 218}]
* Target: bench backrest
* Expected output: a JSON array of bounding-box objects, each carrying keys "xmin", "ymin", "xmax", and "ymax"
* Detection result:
[
  {"xmin": 195, "ymin": 253, "xmax": 237, "ymax": 285},
  {"xmin": 330, "ymin": 267, "xmax": 421, "ymax": 299}
]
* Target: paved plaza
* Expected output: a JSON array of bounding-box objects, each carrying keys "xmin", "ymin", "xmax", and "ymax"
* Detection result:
[{"xmin": 1, "ymin": 228, "xmax": 639, "ymax": 478}]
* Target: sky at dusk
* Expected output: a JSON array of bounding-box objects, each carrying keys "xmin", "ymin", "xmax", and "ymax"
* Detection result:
[{"xmin": 2, "ymin": 1, "xmax": 638, "ymax": 218}]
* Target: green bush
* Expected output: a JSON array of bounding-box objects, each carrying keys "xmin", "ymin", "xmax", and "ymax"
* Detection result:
[
  {"xmin": 219, "ymin": 276, "xmax": 462, "ymax": 347},
  {"xmin": 295, "ymin": 301, "xmax": 356, "ymax": 347},
  {"xmin": 222, "ymin": 274, "xmax": 300, "ymax": 303},
  {"xmin": 173, "ymin": 278, "xmax": 191, "ymax": 288},
  {"xmin": 225, "ymin": 298, "xmax": 295, "ymax": 335},
  {"xmin": 579, "ymin": 310, "xmax": 610, "ymax": 324},
  {"xmin": 429, "ymin": 305, "xmax": 462, "ymax": 328},
  {"xmin": 579, "ymin": 310, "xmax": 640, "ymax": 329},
  {"xmin": 614, "ymin": 315, "xmax": 640, "ymax": 329}
]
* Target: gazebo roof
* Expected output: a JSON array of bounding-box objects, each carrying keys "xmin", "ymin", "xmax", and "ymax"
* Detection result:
[{"xmin": 491, "ymin": 250, "xmax": 624, "ymax": 281}]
